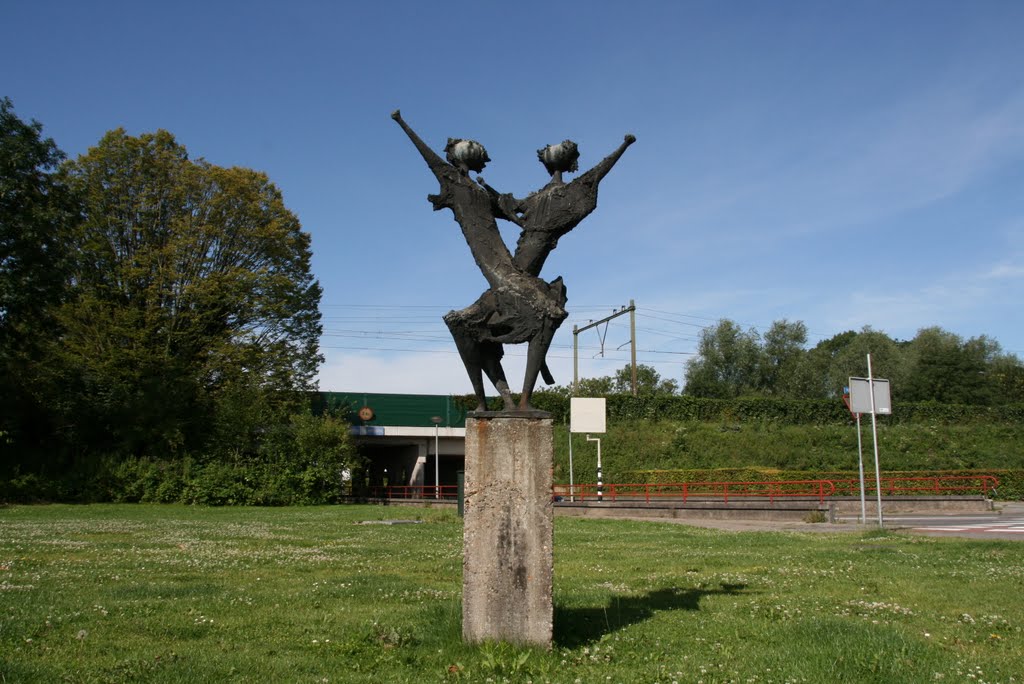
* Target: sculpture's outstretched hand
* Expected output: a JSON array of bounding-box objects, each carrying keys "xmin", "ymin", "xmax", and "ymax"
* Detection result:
[
  {"xmin": 579, "ymin": 133, "xmax": 637, "ymax": 184},
  {"xmin": 392, "ymin": 109, "xmax": 447, "ymax": 177}
]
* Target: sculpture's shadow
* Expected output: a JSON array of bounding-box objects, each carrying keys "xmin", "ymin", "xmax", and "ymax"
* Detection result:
[{"xmin": 553, "ymin": 583, "xmax": 747, "ymax": 648}]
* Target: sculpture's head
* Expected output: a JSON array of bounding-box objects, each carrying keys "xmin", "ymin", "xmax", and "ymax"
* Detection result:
[
  {"xmin": 445, "ymin": 138, "xmax": 490, "ymax": 174},
  {"xmin": 537, "ymin": 140, "xmax": 579, "ymax": 176}
]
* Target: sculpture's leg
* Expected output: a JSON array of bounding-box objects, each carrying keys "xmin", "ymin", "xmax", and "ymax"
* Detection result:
[
  {"xmin": 519, "ymin": 319, "xmax": 558, "ymax": 411},
  {"xmin": 480, "ymin": 342, "xmax": 515, "ymax": 411},
  {"xmin": 448, "ymin": 331, "xmax": 489, "ymax": 411}
]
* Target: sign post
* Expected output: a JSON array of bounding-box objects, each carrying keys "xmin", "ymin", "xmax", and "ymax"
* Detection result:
[
  {"xmin": 842, "ymin": 388, "xmax": 867, "ymax": 523},
  {"xmin": 570, "ymin": 398, "xmax": 607, "ymax": 502},
  {"xmin": 849, "ymin": 355, "xmax": 891, "ymax": 527}
]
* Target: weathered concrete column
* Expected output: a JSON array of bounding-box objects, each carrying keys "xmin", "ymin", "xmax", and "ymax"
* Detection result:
[{"xmin": 462, "ymin": 414, "xmax": 553, "ymax": 647}]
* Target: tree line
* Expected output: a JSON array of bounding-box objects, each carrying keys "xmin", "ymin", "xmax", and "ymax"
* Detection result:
[
  {"xmin": 1, "ymin": 98, "xmax": 355, "ymax": 501},
  {"xmin": 557, "ymin": 321, "xmax": 1023, "ymax": 406}
]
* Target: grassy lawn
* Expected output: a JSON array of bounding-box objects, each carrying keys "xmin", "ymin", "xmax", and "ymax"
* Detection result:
[{"xmin": 1, "ymin": 505, "xmax": 1021, "ymax": 683}]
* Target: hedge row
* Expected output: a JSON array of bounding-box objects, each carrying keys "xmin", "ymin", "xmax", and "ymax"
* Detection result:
[
  {"xmin": 626, "ymin": 468, "xmax": 1024, "ymax": 500},
  {"xmin": 519, "ymin": 394, "xmax": 1024, "ymax": 426},
  {"xmin": 1, "ymin": 455, "xmax": 351, "ymax": 506}
]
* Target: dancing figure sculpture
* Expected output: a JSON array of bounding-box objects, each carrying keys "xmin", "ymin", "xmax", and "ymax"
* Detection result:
[{"xmin": 392, "ymin": 110, "xmax": 634, "ymax": 412}]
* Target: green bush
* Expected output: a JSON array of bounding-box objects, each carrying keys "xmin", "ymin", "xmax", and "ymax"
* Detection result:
[
  {"xmin": 553, "ymin": 417, "xmax": 1024, "ymax": 486},
  {"xmin": 531, "ymin": 392, "xmax": 1024, "ymax": 426},
  {"xmin": 0, "ymin": 412, "xmax": 360, "ymax": 505}
]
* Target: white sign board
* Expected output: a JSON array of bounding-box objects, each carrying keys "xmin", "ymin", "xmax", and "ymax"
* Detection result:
[
  {"xmin": 849, "ymin": 377, "xmax": 892, "ymax": 415},
  {"xmin": 570, "ymin": 397, "xmax": 606, "ymax": 434}
]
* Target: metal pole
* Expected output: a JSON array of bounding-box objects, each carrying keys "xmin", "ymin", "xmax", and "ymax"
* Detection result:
[
  {"xmin": 629, "ymin": 299, "xmax": 637, "ymax": 397},
  {"xmin": 569, "ymin": 357, "xmax": 576, "ymax": 502},
  {"xmin": 587, "ymin": 435, "xmax": 602, "ymax": 502},
  {"xmin": 572, "ymin": 324, "xmax": 579, "ymax": 392},
  {"xmin": 867, "ymin": 354, "xmax": 883, "ymax": 527},
  {"xmin": 573, "ymin": 305, "xmax": 636, "ymax": 391},
  {"xmin": 430, "ymin": 416, "xmax": 443, "ymax": 500},
  {"xmin": 568, "ymin": 431, "xmax": 575, "ymax": 502},
  {"xmin": 856, "ymin": 412, "xmax": 866, "ymax": 523}
]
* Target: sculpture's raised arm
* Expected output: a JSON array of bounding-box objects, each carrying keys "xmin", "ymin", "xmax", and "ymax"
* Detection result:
[
  {"xmin": 391, "ymin": 110, "xmax": 448, "ymax": 179},
  {"xmin": 578, "ymin": 134, "xmax": 636, "ymax": 184},
  {"xmin": 476, "ymin": 178, "xmax": 525, "ymax": 228}
]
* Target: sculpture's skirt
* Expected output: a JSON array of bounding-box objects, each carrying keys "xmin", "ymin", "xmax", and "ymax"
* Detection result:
[{"xmin": 444, "ymin": 277, "xmax": 567, "ymax": 346}]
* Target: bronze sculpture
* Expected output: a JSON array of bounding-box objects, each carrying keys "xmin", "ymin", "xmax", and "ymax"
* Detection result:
[{"xmin": 392, "ymin": 110, "xmax": 634, "ymax": 412}]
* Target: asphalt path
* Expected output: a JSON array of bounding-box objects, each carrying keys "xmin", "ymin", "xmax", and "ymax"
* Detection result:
[
  {"xmin": 840, "ymin": 502, "xmax": 1024, "ymax": 540},
  {"xmin": 625, "ymin": 503, "xmax": 1024, "ymax": 540}
]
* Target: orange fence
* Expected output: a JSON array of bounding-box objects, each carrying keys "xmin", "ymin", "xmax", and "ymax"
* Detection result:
[
  {"xmin": 362, "ymin": 475, "xmax": 999, "ymax": 504},
  {"xmin": 553, "ymin": 480, "xmax": 836, "ymax": 504},
  {"xmin": 828, "ymin": 475, "xmax": 999, "ymax": 498}
]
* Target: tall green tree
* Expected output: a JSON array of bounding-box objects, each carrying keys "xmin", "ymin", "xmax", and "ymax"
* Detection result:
[
  {"xmin": 988, "ymin": 352, "xmax": 1024, "ymax": 405},
  {"xmin": 759, "ymin": 319, "xmax": 812, "ymax": 397},
  {"xmin": 0, "ymin": 98, "xmax": 75, "ymax": 456},
  {"xmin": 683, "ymin": 319, "xmax": 762, "ymax": 398},
  {"xmin": 902, "ymin": 327, "xmax": 1001, "ymax": 405},
  {"xmin": 815, "ymin": 327, "xmax": 908, "ymax": 399},
  {"xmin": 55, "ymin": 129, "xmax": 323, "ymax": 459},
  {"xmin": 612, "ymin": 363, "xmax": 679, "ymax": 395}
]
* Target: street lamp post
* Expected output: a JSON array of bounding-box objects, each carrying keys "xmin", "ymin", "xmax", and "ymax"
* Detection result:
[{"xmin": 430, "ymin": 416, "xmax": 443, "ymax": 499}]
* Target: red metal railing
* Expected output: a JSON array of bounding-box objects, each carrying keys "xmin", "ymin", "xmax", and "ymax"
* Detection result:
[
  {"xmin": 828, "ymin": 475, "xmax": 1000, "ymax": 498},
  {"xmin": 553, "ymin": 480, "xmax": 837, "ymax": 504},
  {"xmin": 367, "ymin": 485, "xmax": 460, "ymax": 500},
  {"xmin": 362, "ymin": 475, "xmax": 998, "ymax": 504}
]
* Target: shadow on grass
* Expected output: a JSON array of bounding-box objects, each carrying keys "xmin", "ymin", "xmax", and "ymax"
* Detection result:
[{"xmin": 554, "ymin": 583, "xmax": 747, "ymax": 648}]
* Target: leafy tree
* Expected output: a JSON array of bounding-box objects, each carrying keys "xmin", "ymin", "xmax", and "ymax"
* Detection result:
[
  {"xmin": 573, "ymin": 375, "xmax": 615, "ymax": 396},
  {"xmin": 902, "ymin": 327, "xmax": 1001, "ymax": 405},
  {"xmin": 545, "ymin": 363, "xmax": 677, "ymax": 397},
  {"xmin": 684, "ymin": 320, "xmax": 762, "ymax": 398},
  {"xmin": 55, "ymin": 129, "xmax": 323, "ymax": 459},
  {"xmin": 988, "ymin": 352, "xmax": 1024, "ymax": 405},
  {"xmin": 0, "ymin": 98, "xmax": 75, "ymax": 456},
  {"xmin": 612, "ymin": 363, "xmax": 679, "ymax": 395},
  {"xmin": 759, "ymin": 319, "xmax": 810, "ymax": 397},
  {"xmin": 805, "ymin": 327, "xmax": 907, "ymax": 399}
]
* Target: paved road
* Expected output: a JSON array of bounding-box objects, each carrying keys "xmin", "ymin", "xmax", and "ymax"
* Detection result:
[
  {"xmin": 841, "ymin": 502, "xmax": 1024, "ymax": 540},
  {"xmin": 900, "ymin": 514, "xmax": 1024, "ymax": 540},
  {"xmin": 635, "ymin": 503, "xmax": 1024, "ymax": 539}
]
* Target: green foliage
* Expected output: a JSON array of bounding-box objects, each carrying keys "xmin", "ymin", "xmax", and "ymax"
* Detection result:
[
  {"xmin": 684, "ymin": 319, "xmax": 762, "ymax": 398},
  {"xmin": 545, "ymin": 363, "xmax": 679, "ymax": 398},
  {"xmin": 0, "ymin": 412, "xmax": 361, "ymax": 505},
  {"xmin": 552, "ymin": 414, "xmax": 1024, "ymax": 491},
  {"xmin": 534, "ymin": 390, "xmax": 1024, "ymax": 427},
  {"xmin": 0, "ymin": 98, "xmax": 76, "ymax": 459},
  {"xmin": 612, "ymin": 363, "xmax": 679, "ymax": 395},
  {"xmin": 760, "ymin": 320, "xmax": 809, "ymax": 395},
  {"xmin": 0, "ymin": 98, "xmax": 72, "ymax": 334},
  {"xmin": 49, "ymin": 128, "xmax": 323, "ymax": 461},
  {"xmin": 682, "ymin": 320, "xmax": 1024, "ymax": 406}
]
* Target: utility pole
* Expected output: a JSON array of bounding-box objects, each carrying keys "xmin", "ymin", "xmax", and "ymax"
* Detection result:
[
  {"xmin": 572, "ymin": 301, "xmax": 637, "ymax": 393},
  {"xmin": 629, "ymin": 299, "xmax": 637, "ymax": 396}
]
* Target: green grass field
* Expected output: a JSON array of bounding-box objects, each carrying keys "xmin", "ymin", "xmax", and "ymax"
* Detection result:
[{"xmin": 1, "ymin": 504, "xmax": 1021, "ymax": 683}]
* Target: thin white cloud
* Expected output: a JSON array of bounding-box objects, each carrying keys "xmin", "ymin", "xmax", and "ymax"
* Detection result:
[
  {"xmin": 318, "ymin": 350, "xmax": 470, "ymax": 394},
  {"xmin": 637, "ymin": 84, "xmax": 1024, "ymax": 248},
  {"xmin": 982, "ymin": 263, "xmax": 1024, "ymax": 280},
  {"xmin": 819, "ymin": 256, "xmax": 1023, "ymax": 343}
]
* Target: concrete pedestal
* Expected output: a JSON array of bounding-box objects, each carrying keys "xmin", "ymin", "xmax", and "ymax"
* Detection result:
[{"xmin": 462, "ymin": 414, "xmax": 553, "ymax": 647}]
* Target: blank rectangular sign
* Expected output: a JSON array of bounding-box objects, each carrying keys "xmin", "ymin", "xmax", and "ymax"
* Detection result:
[
  {"xmin": 570, "ymin": 397, "xmax": 606, "ymax": 433},
  {"xmin": 849, "ymin": 377, "xmax": 892, "ymax": 415}
]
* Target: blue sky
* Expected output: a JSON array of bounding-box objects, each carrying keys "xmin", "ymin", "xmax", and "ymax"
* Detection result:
[{"xmin": 5, "ymin": 1, "xmax": 1023, "ymax": 394}]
